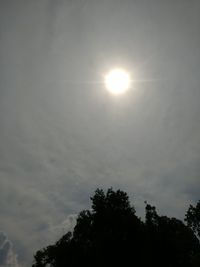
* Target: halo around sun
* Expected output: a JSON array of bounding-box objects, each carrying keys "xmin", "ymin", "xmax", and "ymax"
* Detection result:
[{"xmin": 105, "ymin": 68, "xmax": 131, "ymax": 95}]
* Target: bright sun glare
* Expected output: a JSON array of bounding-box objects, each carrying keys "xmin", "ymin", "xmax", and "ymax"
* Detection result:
[{"xmin": 105, "ymin": 68, "xmax": 131, "ymax": 95}]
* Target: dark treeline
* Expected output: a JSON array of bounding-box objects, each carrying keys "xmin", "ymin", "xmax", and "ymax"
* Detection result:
[{"xmin": 33, "ymin": 188, "xmax": 200, "ymax": 267}]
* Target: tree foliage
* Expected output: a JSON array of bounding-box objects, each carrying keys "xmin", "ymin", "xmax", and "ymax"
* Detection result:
[
  {"xmin": 185, "ymin": 200, "xmax": 200, "ymax": 238},
  {"xmin": 33, "ymin": 188, "xmax": 200, "ymax": 267}
]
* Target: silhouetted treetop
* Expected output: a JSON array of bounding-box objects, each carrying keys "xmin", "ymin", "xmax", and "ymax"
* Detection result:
[
  {"xmin": 91, "ymin": 188, "xmax": 135, "ymax": 214},
  {"xmin": 185, "ymin": 200, "xmax": 200, "ymax": 238},
  {"xmin": 33, "ymin": 188, "xmax": 200, "ymax": 267}
]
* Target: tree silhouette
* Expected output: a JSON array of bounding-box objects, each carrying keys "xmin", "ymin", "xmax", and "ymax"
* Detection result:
[
  {"xmin": 33, "ymin": 188, "xmax": 200, "ymax": 267},
  {"xmin": 185, "ymin": 200, "xmax": 200, "ymax": 238},
  {"xmin": 144, "ymin": 203, "xmax": 199, "ymax": 266}
]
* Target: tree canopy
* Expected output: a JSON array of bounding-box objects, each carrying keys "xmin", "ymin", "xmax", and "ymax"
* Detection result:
[
  {"xmin": 185, "ymin": 200, "xmax": 200, "ymax": 238},
  {"xmin": 33, "ymin": 188, "xmax": 200, "ymax": 267}
]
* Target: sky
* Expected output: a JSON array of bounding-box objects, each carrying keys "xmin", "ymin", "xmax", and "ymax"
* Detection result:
[{"xmin": 0, "ymin": 0, "xmax": 200, "ymax": 266}]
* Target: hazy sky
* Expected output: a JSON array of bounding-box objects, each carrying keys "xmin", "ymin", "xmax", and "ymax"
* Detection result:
[{"xmin": 0, "ymin": 0, "xmax": 200, "ymax": 266}]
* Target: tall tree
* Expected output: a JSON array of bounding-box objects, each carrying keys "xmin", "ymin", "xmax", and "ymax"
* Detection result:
[{"xmin": 33, "ymin": 189, "xmax": 200, "ymax": 267}]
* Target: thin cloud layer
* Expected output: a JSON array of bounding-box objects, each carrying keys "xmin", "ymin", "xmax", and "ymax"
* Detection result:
[{"xmin": 0, "ymin": 0, "xmax": 200, "ymax": 266}]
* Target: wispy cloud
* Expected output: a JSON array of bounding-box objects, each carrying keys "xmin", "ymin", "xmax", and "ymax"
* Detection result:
[{"xmin": 0, "ymin": 232, "xmax": 19, "ymax": 267}]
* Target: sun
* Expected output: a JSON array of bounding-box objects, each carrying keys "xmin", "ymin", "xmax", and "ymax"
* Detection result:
[{"xmin": 105, "ymin": 68, "xmax": 131, "ymax": 95}]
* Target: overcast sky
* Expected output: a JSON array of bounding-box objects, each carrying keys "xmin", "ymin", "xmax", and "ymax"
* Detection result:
[{"xmin": 0, "ymin": 0, "xmax": 200, "ymax": 266}]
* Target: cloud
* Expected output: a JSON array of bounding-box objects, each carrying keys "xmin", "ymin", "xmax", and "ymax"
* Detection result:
[
  {"xmin": 48, "ymin": 214, "xmax": 77, "ymax": 243},
  {"xmin": 0, "ymin": 233, "xmax": 19, "ymax": 267},
  {"xmin": 0, "ymin": 0, "xmax": 200, "ymax": 266}
]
